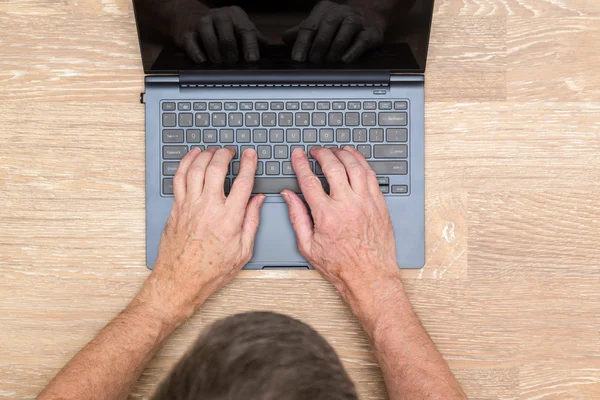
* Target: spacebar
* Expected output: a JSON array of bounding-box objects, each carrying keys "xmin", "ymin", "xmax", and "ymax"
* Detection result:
[{"xmin": 250, "ymin": 177, "xmax": 329, "ymax": 194}]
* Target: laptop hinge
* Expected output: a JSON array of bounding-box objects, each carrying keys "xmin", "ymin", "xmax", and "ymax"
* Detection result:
[{"xmin": 179, "ymin": 70, "xmax": 390, "ymax": 88}]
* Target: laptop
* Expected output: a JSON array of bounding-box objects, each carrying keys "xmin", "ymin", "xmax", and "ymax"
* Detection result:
[{"xmin": 132, "ymin": 0, "xmax": 434, "ymax": 270}]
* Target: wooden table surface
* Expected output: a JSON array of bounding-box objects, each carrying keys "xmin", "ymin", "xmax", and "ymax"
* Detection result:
[{"xmin": 1, "ymin": 0, "xmax": 599, "ymax": 399}]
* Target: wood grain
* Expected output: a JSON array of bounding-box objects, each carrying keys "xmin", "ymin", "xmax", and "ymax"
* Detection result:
[{"xmin": 1, "ymin": 0, "xmax": 600, "ymax": 399}]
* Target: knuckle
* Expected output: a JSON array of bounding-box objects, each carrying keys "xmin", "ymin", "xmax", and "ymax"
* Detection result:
[
  {"xmin": 344, "ymin": 15, "xmax": 362, "ymax": 25},
  {"xmin": 219, "ymin": 35, "xmax": 235, "ymax": 45},
  {"xmin": 323, "ymin": 163, "xmax": 345, "ymax": 176},
  {"xmin": 186, "ymin": 167, "xmax": 204, "ymax": 182},
  {"xmin": 348, "ymin": 163, "xmax": 366, "ymax": 176},
  {"xmin": 214, "ymin": 13, "xmax": 232, "ymax": 23},
  {"xmin": 298, "ymin": 174, "xmax": 321, "ymax": 189},
  {"xmin": 232, "ymin": 175, "xmax": 253, "ymax": 192}
]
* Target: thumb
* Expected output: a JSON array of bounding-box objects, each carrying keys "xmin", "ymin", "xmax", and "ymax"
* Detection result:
[
  {"xmin": 282, "ymin": 25, "xmax": 299, "ymax": 45},
  {"xmin": 281, "ymin": 190, "xmax": 313, "ymax": 255},
  {"xmin": 241, "ymin": 194, "xmax": 266, "ymax": 250}
]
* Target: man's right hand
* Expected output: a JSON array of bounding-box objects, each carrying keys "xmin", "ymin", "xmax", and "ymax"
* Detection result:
[{"xmin": 281, "ymin": 147, "xmax": 401, "ymax": 303}]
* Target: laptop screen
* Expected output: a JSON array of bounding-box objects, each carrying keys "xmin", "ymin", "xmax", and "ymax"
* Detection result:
[{"xmin": 132, "ymin": 0, "xmax": 434, "ymax": 74}]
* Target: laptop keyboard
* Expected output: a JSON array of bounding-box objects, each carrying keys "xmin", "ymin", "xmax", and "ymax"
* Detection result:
[{"xmin": 160, "ymin": 100, "xmax": 410, "ymax": 196}]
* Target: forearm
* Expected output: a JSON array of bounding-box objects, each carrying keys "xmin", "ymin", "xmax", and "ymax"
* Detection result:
[
  {"xmin": 38, "ymin": 277, "xmax": 189, "ymax": 400},
  {"xmin": 341, "ymin": 273, "xmax": 466, "ymax": 400}
]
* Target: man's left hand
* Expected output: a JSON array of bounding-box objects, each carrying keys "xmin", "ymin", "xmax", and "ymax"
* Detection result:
[{"xmin": 139, "ymin": 147, "xmax": 265, "ymax": 323}]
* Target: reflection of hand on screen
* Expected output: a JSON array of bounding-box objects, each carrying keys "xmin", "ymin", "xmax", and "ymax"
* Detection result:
[
  {"xmin": 282, "ymin": 0, "xmax": 386, "ymax": 64},
  {"xmin": 172, "ymin": 6, "xmax": 267, "ymax": 64}
]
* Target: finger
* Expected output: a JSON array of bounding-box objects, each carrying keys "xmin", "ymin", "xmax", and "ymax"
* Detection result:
[
  {"xmin": 326, "ymin": 16, "xmax": 362, "ymax": 63},
  {"xmin": 309, "ymin": 8, "xmax": 347, "ymax": 64},
  {"xmin": 281, "ymin": 190, "xmax": 314, "ymax": 255},
  {"xmin": 343, "ymin": 146, "xmax": 381, "ymax": 197},
  {"xmin": 173, "ymin": 147, "xmax": 202, "ymax": 202},
  {"xmin": 282, "ymin": 25, "xmax": 299, "ymax": 45},
  {"xmin": 198, "ymin": 16, "xmax": 222, "ymax": 63},
  {"xmin": 311, "ymin": 146, "xmax": 351, "ymax": 197},
  {"xmin": 186, "ymin": 147, "xmax": 218, "ymax": 199},
  {"xmin": 230, "ymin": 7, "xmax": 260, "ymax": 61},
  {"xmin": 341, "ymin": 29, "xmax": 375, "ymax": 63},
  {"xmin": 241, "ymin": 194, "xmax": 266, "ymax": 253},
  {"xmin": 331, "ymin": 148, "xmax": 368, "ymax": 196},
  {"xmin": 203, "ymin": 147, "xmax": 235, "ymax": 198},
  {"xmin": 226, "ymin": 148, "xmax": 258, "ymax": 212},
  {"xmin": 214, "ymin": 11, "xmax": 238, "ymax": 63},
  {"xmin": 290, "ymin": 1, "xmax": 332, "ymax": 61},
  {"xmin": 291, "ymin": 148, "xmax": 329, "ymax": 208},
  {"xmin": 181, "ymin": 32, "xmax": 207, "ymax": 64}
]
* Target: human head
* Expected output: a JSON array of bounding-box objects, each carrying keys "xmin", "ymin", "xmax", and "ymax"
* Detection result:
[{"xmin": 152, "ymin": 312, "xmax": 358, "ymax": 400}]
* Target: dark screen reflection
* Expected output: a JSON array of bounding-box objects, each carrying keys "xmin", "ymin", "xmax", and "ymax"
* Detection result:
[{"xmin": 133, "ymin": 0, "xmax": 434, "ymax": 72}]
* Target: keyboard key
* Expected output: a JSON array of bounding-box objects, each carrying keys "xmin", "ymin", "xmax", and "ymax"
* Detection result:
[
  {"xmin": 203, "ymin": 129, "xmax": 217, "ymax": 143},
  {"xmin": 379, "ymin": 112, "xmax": 407, "ymax": 126},
  {"xmin": 353, "ymin": 128, "xmax": 367, "ymax": 142},
  {"xmin": 193, "ymin": 102, "xmax": 207, "ymax": 111},
  {"xmin": 320, "ymin": 128, "xmax": 334, "ymax": 142},
  {"xmin": 163, "ymin": 178, "xmax": 174, "ymax": 195},
  {"xmin": 162, "ymin": 102, "xmax": 176, "ymax": 111},
  {"xmin": 363, "ymin": 101, "xmax": 377, "ymax": 110},
  {"xmin": 224, "ymin": 178, "xmax": 231, "ymax": 193},
  {"xmin": 287, "ymin": 128, "xmax": 301, "ymax": 143},
  {"xmin": 186, "ymin": 129, "xmax": 200, "ymax": 143},
  {"xmin": 367, "ymin": 161, "xmax": 408, "ymax": 175},
  {"xmin": 195, "ymin": 113, "xmax": 209, "ymax": 127},
  {"xmin": 255, "ymin": 161, "xmax": 264, "ymax": 175},
  {"xmin": 303, "ymin": 128, "xmax": 317, "ymax": 143},
  {"xmin": 333, "ymin": 102, "xmax": 346, "ymax": 110},
  {"xmin": 379, "ymin": 101, "xmax": 392, "ymax": 110},
  {"xmin": 324, "ymin": 145, "xmax": 338, "ymax": 149},
  {"xmin": 374, "ymin": 144, "xmax": 408, "ymax": 159},
  {"xmin": 162, "ymin": 113, "xmax": 176, "ymax": 127},
  {"xmin": 376, "ymin": 176, "xmax": 389, "ymax": 185},
  {"xmin": 179, "ymin": 113, "xmax": 193, "ymax": 127},
  {"xmin": 224, "ymin": 102, "xmax": 237, "ymax": 111},
  {"xmin": 255, "ymin": 102, "xmax": 268, "ymax": 110},
  {"xmin": 307, "ymin": 145, "xmax": 318, "ymax": 159},
  {"xmin": 336, "ymin": 128, "xmax": 350, "ymax": 142},
  {"xmin": 163, "ymin": 162, "xmax": 179, "ymax": 176},
  {"xmin": 348, "ymin": 101, "xmax": 361, "ymax": 110},
  {"xmin": 163, "ymin": 129, "xmax": 184, "ymax": 143},
  {"xmin": 392, "ymin": 185, "xmax": 408, "ymax": 194},
  {"xmin": 274, "ymin": 145, "xmax": 288, "ymax": 159},
  {"xmin": 312, "ymin": 112, "xmax": 326, "ymax": 126},
  {"xmin": 370, "ymin": 128, "xmax": 384, "ymax": 142},
  {"xmin": 286, "ymin": 102, "xmax": 299, "ymax": 110},
  {"xmin": 290, "ymin": 145, "xmax": 304, "ymax": 154},
  {"xmin": 282, "ymin": 161, "xmax": 294, "ymax": 175},
  {"xmin": 345, "ymin": 112, "xmax": 360, "ymax": 126},
  {"xmin": 394, "ymin": 101, "xmax": 408, "ymax": 110},
  {"xmin": 301, "ymin": 102, "xmax": 315, "ymax": 110},
  {"xmin": 357, "ymin": 145, "xmax": 372, "ymax": 158},
  {"xmin": 262, "ymin": 113, "xmax": 276, "ymax": 127},
  {"xmin": 254, "ymin": 129, "xmax": 267, "ymax": 142},
  {"xmin": 224, "ymin": 145, "xmax": 238, "ymax": 158},
  {"xmin": 295, "ymin": 112, "xmax": 310, "ymax": 126},
  {"xmin": 228, "ymin": 113, "xmax": 243, "ymax": 127},
  {"xmin": 237, "ymin": 129, "xmax": 251, "ymax": 143},
  {"xmin": 315, "ymin": 162, "xmax": 323, "ymax": 175},
  {"xmin": 209, "ymin": 102, "xmax": 222, "ymax": 111},
  {"xmin": 178, "ymin": 102, "xmax": 191, "ymax": 111},
  {"xmin": 387, "ymin": 128, "xmax": 408, "ymax": 142},
  {"xmin": 212, "ymin": 113, "xmax": 226, "ymax": 127},
  {"xmin": 270, "ymin": 102, "xmax": 284, "ymax": 110},
  {"xmin": 220, "ymin": 129, "xmax": 234, "ymax": 143},
  {"xmin": 257, "ymin": 145, "xmax": 271, "ymax": 159},
  {"xmin": 270, "ymin": 129, "xmax": 284, "ymax": 143},
  {"xmin": 240, "ymin": 102, "xmax": 253, "ymax": 110},
  {"xmin": 266, "ymin": 161, "xmax": 280, "ymax": 175},
  {"xmin": 278, "ymin": 112, "xmax": 293, "ymax": 127},
  {"xmin": 328, "ymin": 112, "xmax": 343, "ymax": 126},
  {"xmin": 240, "ymin": 145, "xmax": 255, "ymax": 155},
  {"xmin": 163, "ymin": 145, "xmax": 188, "ymax": 159},
  {"xmin": 317, "ymin": 101, "xmax": 330, "ymax": 110},
  {"xmin": 380, "ymin": 185, "xmax": 389, "ymax": 194},
  {"xmin": 245, "ymin": 113, "xmax": 260, "ymax": 127},
  {"xmin": 362, "ymin": 112, "xmax": 376, "ymax": 126},
  {"xmin": 341, "ymin": 144, "xmax": 355, "ymax": 150},
  {"xmin": 232, "ymin": 161, "xmax": 240, "ymax": 175}
]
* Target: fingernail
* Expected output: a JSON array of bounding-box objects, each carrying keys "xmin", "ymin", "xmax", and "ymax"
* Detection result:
[
  {"xmin": 293, "ymin": 52, "xmax": 304, "ymax": 61},
  {"xmin": 281, "ymin": 191, "xmax": 289, "ymax": 201},
  {"xmin": 247, "ymin": 51, "xmax": 258, "ymax": 61},
  {"xmin": 341, "ymin": 54, "xmax": 351, "ymax": 63}
]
